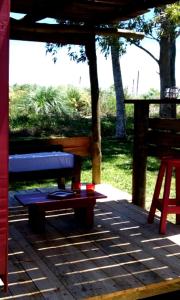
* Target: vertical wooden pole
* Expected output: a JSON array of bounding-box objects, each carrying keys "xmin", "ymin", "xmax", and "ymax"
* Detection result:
[
  {"xmin": 0, "ymin": 0, "xmax": 10, "ymax": 292},
  {"xmin": 85, "ymin": 36, "xmax": 101, "ymax": 184},
  {"xmin": 175, "ymin": 167, "xmax": 180, "ymax": 224},
  {"xmin": 132, "ymin": 102, "xmax": 149, "ymax": 208}
]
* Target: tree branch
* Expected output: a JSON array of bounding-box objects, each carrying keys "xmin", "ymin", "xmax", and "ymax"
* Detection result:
[
  {"xmin": 147, "ymin": 33, "xmax": 159, "ymax": 42},
  {"xmin": 132, "ymin": 41, "xmax": 159, "ymax": 65}
]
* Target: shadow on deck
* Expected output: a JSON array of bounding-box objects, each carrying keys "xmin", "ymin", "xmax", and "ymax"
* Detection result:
[{"xmin": 1, "ymin": 184, "xmax": 180, "ymax": 299}]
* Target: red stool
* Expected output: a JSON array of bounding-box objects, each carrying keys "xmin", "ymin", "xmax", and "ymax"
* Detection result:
[{"xmin": 148, "ymin": 157, "xmax": 180, "ymax": 234}]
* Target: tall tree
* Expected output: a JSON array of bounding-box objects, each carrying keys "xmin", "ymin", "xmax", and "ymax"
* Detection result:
[
  {"xmin": 97, "ymin": 34, "xmax": 127, "ymax": 138},
  {"xmin": 111, "ymin": 43, "xmax": 126, "ymax": 138},
  {"xmin": 127, "ymin": 3, "xmax": 180, "ymax": 117}
]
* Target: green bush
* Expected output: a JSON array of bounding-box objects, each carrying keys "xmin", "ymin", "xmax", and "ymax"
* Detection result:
[
  {"xmin": 9, "ymin": 84, "xmax": 160, "ymax": 138},
  {"xmin": 10, "ymin": 84, "xmax": 92, "ymax": 135},
  {"xmin": 100, "ymin": 86, "xmax": 116, "ymax": 116},
  {"xmin": 66, "ymin": 86, "xmax": 91, "ymax": 116}
]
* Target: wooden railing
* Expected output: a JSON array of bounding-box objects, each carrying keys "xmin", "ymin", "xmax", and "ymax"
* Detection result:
[{"xmin": 125, "ymin": 99, "xmax": 180, "ymax": 208}]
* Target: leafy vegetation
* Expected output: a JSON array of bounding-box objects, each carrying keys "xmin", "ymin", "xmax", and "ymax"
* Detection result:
[{"xmin": 10, "ymin": 84, "xmax": 136, "ymax": 136}]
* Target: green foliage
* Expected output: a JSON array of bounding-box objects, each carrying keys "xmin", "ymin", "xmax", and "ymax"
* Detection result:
[
  {"xmin": 141, "ymin": 88, "xmax": 160, "ymax": 99},
  {"xmin": 10, "ymin": 84, "xmax": 91, "ymax": 136},
  {"xmin": 99, "ymin": 86, "xmax": 116, "ymax": 116},
  {"xmin": 10, "ymin": 84, "xmax": 158, "ymax": 137},
  {"xmin": 99, "ymin": 86, "xmax": 132, "ymax": 117},
  {"xmin": 10, "ymin": 84, "xmax": 37, "ymax": 129},
  {"xmin": 46, "ymin": 43, "xmax": 87, "ymax": 64},
  {"xmin": 10, "ymin": 85, "xmax": 164, "ymax": 137},
  {"xmin": 128, "ymin": 4, "xmax": 180, "ymax": 41},
  {"xmin": 165, "ymin": 3, "xmax": 180, "ymax": 24},
  {"xmin": 66, "ymin": 86, "xmax": 91, "ymax": 116},
  {"xmin": 97, "ymin": 33, "xmax": 127, "ymax": 58}
]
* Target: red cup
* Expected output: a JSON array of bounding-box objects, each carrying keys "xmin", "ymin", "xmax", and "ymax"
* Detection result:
[
  {"xmin": 86, "ymin": 183, "xmax": 95, "ymax": 194},
  {"xmin": 72, "ymin": 182, "xmax": 81, "ymax": 193}
]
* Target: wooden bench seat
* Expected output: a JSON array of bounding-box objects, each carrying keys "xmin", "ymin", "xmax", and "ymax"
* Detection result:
[{"xmin": 9, "ymin": 137, "xmax": 92, "ymax": 188}]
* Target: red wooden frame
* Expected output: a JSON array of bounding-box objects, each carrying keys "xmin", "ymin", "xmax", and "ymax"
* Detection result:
[{"xmin": 0, "ymin": 0, "xmax": 10, "ymax": 292}]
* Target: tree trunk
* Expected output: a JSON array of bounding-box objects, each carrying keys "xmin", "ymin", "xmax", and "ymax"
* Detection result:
[
  {"xmin": 86, "ymin": 35, "xmax": 101, "ymax": 184},
  {"xmin": 159, "ymin": 23, "xmax": 176, "ymax": 118},
  {"xmin": 111, "ymin": 43, "xmax": 126, "ymax": 139}
]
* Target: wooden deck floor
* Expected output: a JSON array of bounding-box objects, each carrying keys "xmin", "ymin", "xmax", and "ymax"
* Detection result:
[{"xmin": 1, "ymin": 184, "xmax": 180, "ymax": 299}]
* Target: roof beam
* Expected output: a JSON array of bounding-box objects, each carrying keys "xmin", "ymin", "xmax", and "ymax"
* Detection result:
[
  {"xmin": 10, "ymin": 0, "xmax": 178, "ymax": 26},
  {"xmin": 10, "ymin": 20, "xmax": 144, "ymax": 44}
]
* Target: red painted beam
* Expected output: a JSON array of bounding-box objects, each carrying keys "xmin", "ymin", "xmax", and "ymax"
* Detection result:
[{"xmin": 0, "ymin": 0, "xmax": 10, "ymax": 292}]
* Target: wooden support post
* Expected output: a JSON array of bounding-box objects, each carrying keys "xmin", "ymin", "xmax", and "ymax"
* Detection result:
[
  {"xmin": 0, "ymin": 0, "xmax": 10, "ymax": 292},
  {"xmin": 132, "ymin": 102, "xmax": 149, "ymax": 208},
  {"xmin": 86, "ymin": 35, "xmax": 101, "ymax": 184},
  {"xmin": 175, "ymin": 167, "xmax": 180, "ymax": 225}
]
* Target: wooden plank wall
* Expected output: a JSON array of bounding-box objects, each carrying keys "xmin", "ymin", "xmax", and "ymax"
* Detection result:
[
  {"xmin": 147, "ymin": 118, "xmax": 180, "ymax": 158},
  {"xmin": 125, "ymin": 100, "xmax": 180, "ymax": 208},
  {"xmin": 135, "ymin": 116, "xmax": 180, "ymax": 208}
]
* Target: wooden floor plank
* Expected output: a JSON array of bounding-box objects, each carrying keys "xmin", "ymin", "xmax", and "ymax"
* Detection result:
[
  {"xmin": 7, "ymin": 259, "xmax": 43, "ymax": 300},
  {"xmin": 47, "ymin": 217, "xmax": 144, "ymax": 291},
  {"xmin": 49, "ymin": 215, "xmax": 163, "ymax": 287},
  {"xmin": 1, "ymin": 185, "xmax": 179, "ymax": 299},
  {"xmin": 103, "ymin": 200, "xmax": 180, "ymax": 259},
  {"xmin": 9, "ymin": 226, "xmax": 74, "ymax": 300},
  {"xmin": 85, "ymin": 278, "xmax": 180, "ymax": 300},
  {"xmin": 17, "ymin": 220, "xmax": 121, "ymax": 299},
  {"xmin": 98, "ymin": 201, "xmax": 180, "ymax": 277},
  {"xmin": 93, "ymin": 201, "xmax": 180, "ymax": 297}
]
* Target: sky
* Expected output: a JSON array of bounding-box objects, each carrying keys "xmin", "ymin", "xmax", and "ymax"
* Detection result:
[{"xmin": 9, "ymin": 37, "xmax": 180, "ymax": 96}]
